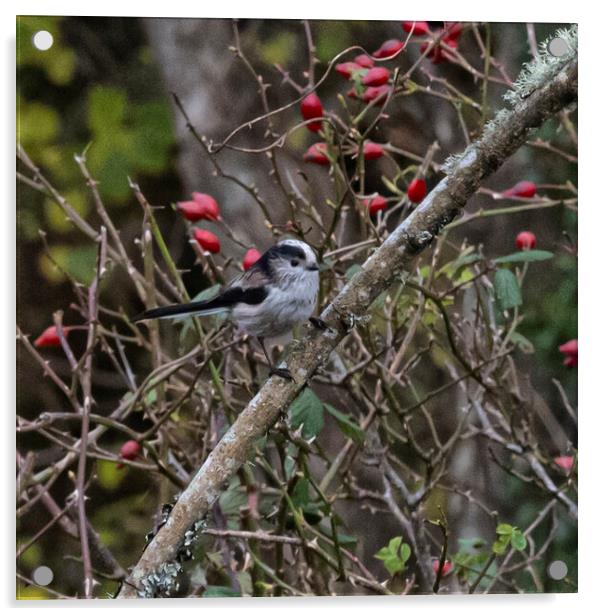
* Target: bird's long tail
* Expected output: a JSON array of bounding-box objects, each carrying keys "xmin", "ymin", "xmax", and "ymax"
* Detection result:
[{"xmin": 132, "ymin": 298, "xmax": 229, "ymax": 322}]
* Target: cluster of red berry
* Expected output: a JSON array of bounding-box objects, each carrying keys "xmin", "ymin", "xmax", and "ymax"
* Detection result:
[
  {"xmin": 299, "ymin": 25, "xmax": 462, "ymax": 218},
  {"xmin": 177, "ymin": 192, "xmax": 221, "ymax": 254},
  {"xmin": 175, "ymin": 191, "xmax": 261, "ymax": 270}
]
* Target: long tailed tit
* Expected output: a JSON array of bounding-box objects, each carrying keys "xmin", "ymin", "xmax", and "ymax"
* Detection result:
[{"xmin": 133, "ymin": 239, "xmax": 322, "ymax": 379}]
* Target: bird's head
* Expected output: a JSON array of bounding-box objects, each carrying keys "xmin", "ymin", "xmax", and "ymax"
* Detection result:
[{"xmin": 266, "ymin": 239, "xmax": 319, "ymax": 285}]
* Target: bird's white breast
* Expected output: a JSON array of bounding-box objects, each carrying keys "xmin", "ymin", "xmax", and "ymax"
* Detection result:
[{"xmin": 233, "ymin": 269, "xmax": 319, "ymax": 338}]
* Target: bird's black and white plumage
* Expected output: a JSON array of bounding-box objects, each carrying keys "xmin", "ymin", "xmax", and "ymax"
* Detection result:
[{"xmin": 132, "ymin": 239, "xmax": 320, "ymax": 377}]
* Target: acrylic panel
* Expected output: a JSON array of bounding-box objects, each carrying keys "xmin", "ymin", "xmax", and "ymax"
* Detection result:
[{"xmin": 16, "ymin": 17, "xmax": 577, "ymax": 599}]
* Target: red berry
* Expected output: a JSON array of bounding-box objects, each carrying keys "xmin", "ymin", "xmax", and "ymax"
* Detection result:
[
  {"xmin": 303, "ymin": 143, "xmax": 330, "ymax": 166},
  {"xmin": 335, "ymin": 61, "xmax": 362, "ymax": 79},
  {"xmin": 177, "ymin": 200, "xmax": 204, "ymax": 221},
  {"xmin": 193, "ymin": 228, "xmax": 221, "ymax": 253},
  {"xmin": 34, "ymin": 325, "xmax": 70, "ymax": 348},
  {"xmin": 503, "ymin": 181, "xmax": 537, "ymax": 198},
  {"xmin": 554, "ymin": 456, "xmax": 574, "ymax": 472},
  {"xmin": 421, "ymin": 37, "xmax": 458, "ymax": 64},
  {"xmin": 421, "ymin": 41, "xmax": 441, "ymax": 63},
  {"xmin": 364, "ymin": 194, "xmax": 388, "ymax": 215},
  {"xmin": 444, "ymin": 22, "xmax": 464, "ymax": 41},
  {"xmin": 191, "ymin": 192, "xmax": 221, "ymax": 220},
  {"xmin": 354, "ymin": 53, "xmax": 374, "ymax": 68},
  {"xmin": 407, "ymin": 178, "xmax": 427, "ymax": 204},
  {"xmin": 558, "ymin": 339, "xmax": 578, "ymax": 367},
  {"xmin": 373, "ymin": 39, "xmax": 405, "ymax": 59},
  {"xmin": 362, "ymin": 67, "xmax": 390, "ymax": 87},
  {"xmin": 432, "ymin": 559, "xmax": 453, "ymax": 576},
  {"xmin": 120, "ymin": 440, "xmax": 141, "ymax": 461},
  {"xmin": 347, "ymin": 87, "xmax": 359, "ymax": 100},
  {"xmin": 362, "ymin": 142, "xmax": 385, "ymax": 161},
  {"xmin": 515, "ymin": 231, "xmax": 537, "ymax": 251},
  {"xmin": 362, "ymin": 85, "xmax": 390, "ymax": 105},
  {"xmin": 421, "ymin": 41, "xmax": 436, "ymax": 62},
  {"xmin": 177, "ymin": 193, "xmax": 220, "ymax": 222},
  {"xmin": 442, "ymin": 36, "xmax": 459, "ymax": 53},
  {"xmin": 300, "ymin": 93, "xmax": 324, "ymax": 132},
  {"xmin": 402, "ymin": 21, "xmax": 430, "ymax": 36},
  {"xmin": 242, "ymin": 248, "xmax": 262, "ymax": 271}
]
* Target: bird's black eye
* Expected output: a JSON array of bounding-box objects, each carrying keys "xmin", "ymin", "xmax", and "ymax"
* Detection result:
[{"xmin": 290, "ymin": 259, "xmax": 299, "ymax": 267}]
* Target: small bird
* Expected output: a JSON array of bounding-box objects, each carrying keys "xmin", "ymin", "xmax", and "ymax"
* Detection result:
[{"xmin": 132, "ymin": 239, "xmax": 322, "ymax": 379}]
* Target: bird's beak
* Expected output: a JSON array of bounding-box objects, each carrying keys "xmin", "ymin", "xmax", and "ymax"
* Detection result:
[{"xmin": 307, "ymin": 264, "xmax": 319, "ymax": 271}]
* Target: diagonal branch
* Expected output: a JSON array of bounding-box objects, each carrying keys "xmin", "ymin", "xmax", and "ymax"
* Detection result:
[{"xmin": 117, "ymin": 51, "xmax": 577, "ymax": 598}]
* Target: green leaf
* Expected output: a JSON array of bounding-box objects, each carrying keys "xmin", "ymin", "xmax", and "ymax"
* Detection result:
[
  {"xmin": 496, "ymin": 523, "xmax": 514, "ymax": 535},
  {"xmin": 493, "ymin": 250, "xmax": 554, "ymax": 264},
  {"xmin": 492, "ymin": 535, "xmax": 510, "ymax": 555},
  {"xmin": 178, "ymin": 284, "xmax": 224, "ymax": 341},
  {"xmin": 456, "ymin": 268, "xmax": 474, "ymax": 284},
  {"xmin": 439, "ymin": 250, "xmax": 481, "ymax": 279},
  {"xmin": 350, "ymin": 70, "xmax": 367, "ymax": 96},
  {"xmin": 388, "ymin": 536, "xmax": 402, "ymax": 553},
  {"xmin": 400, "ymin": 542, "xmax": 411, "ymax": 563},
  {"xmin": 324, "ymin": 404, "xmax": 365, "ymax": 444},
  {"xmin": 494, "ymin": 268, "xmax": 522, "ymax": 311},
  {"xmin": 375, "ymin": 547, "xmax": 389, "ymax": 560},
  {"xmin": 236, "ymin": 571, "xmax": 253, "ymax": 596},
  {"xmin": 291, "ymin": 477, "xmax": 311, "ymax": 508},
  {"xmin": 374, "ymin": 536, "xmax": 411, "ymax": 576},
  {"xmin": 452, "ymin": 549, "xmax": 494, "ymax": 584},
  {"xmin": 144, "ymin": 389, "xmax": 157, "ymax": 406},
  {"xmin": 383, "ymin": 557, "xmax": 404, "ymax": 575},
  {"xmin": 202, "ymin": 585, "xmax": 241, "ymax": 598},
  {"xmin": 219, "ymin": 478, "xmax": 247, "ymax": 516},
  {"xmin": 454, "ymin": 252, "xmax": 482, "ymax": 267},
  {"xmin": 289, "ymin": 388, "xmax": 324, "ymax": 439},
  {"xmin": 316, "ymin": 519, "xmax": 357, "ymax": 546},
  {"xmin": 191, "ymin": 284, "xmax": 221, "ymax": 303},
  {"xmin": 334, "ymin": 532, "xmax": 358, "ymax": 547},
  {"xmin": 510, "ymin": 530, "xmax": 527, "ymax": 551}
]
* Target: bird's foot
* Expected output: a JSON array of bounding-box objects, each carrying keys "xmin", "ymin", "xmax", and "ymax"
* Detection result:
[
  {"xmin": 309, "ymin": 316, "xmax": 329, "ymax": 331},
  {"xmin": 269, "ymin": 367, "xmax": 295, "ymax": 381}
]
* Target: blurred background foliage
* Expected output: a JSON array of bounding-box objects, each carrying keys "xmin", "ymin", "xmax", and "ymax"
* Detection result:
[
  {"xmin": 17, "ymin": 16, "xmax": 576, "ymax": 598},
  {"xmin": 18, "ymin": 16, "xmax": 176, "ymax": 288}
]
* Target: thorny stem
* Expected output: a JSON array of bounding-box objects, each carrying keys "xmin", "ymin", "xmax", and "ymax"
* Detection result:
[{"xmin": 76, "ymin": 226, "xmax": 107, "ymax": 598}]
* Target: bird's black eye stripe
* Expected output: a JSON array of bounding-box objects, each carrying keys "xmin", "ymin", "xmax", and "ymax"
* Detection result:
[{"xmin": 276, "ymin": 244, "xmax": 306, "ymax": 261}]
